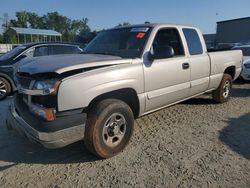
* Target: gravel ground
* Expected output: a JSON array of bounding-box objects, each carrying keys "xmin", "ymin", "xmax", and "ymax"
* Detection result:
[{"xmin": 0, "ymin": 81, "xmax": 250, "ymax": 188}]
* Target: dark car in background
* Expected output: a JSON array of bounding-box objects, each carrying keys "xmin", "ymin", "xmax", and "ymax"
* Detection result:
[
  {"xmin": 0, "ymin": 42, "xmax": 83, "ymax": 100},
  {"xmin": 232, "ymin": 45, "xmax": 250, "ymax": 81}
]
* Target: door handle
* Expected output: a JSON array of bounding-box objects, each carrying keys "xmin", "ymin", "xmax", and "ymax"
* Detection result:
[{"xmin": 182, "ymin": 62, "xmax": 190, "ymax": 69}]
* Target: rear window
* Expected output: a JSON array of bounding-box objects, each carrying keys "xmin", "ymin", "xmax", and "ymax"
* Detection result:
[
  {"xmin": 183, "ymin": 28, "xmax": 203, "ymax": 55},
  {"xmin": 233, "ymin": 47, "xmax": 250, "ymax": 56}
]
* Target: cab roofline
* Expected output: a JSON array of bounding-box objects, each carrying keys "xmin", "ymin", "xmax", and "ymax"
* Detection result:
[{"xmin": 110, "ymin": 23, "xmax": 194, "ymax": 30}]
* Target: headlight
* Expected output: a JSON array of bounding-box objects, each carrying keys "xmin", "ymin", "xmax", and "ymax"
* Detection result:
[{"xmin": 33, "ymin": 80, "xmax": 60, "ymax": 95}]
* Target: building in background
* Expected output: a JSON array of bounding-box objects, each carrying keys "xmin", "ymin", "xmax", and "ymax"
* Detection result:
[
  {"xmin": 5, "ymin": 27, "xmax": 62, "ymax": 44},
  {"xmin": 203, "ymin": 34, "xmax": 216, "ymax": 49},
  {"xmin": 216, "ymin": 17, "xmax": 250, "ymax": 48}
]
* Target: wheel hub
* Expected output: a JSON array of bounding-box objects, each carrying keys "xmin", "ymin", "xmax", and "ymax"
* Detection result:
[
  {"xmin": 223, "ymin": 81, "xmax": 231, "ymax": 98},
  {"xmin": 0, "ymin": 81, "xmax": 7, "ymax": 97},
  {"xmin": 102, "ymin": 113, "xmax": 127, "ymax": 147}
]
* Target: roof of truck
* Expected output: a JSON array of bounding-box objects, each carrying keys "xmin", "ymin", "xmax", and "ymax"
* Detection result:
[{"xmin": 113, "ymin": 23, "xmax": 194, "ymax": 29}]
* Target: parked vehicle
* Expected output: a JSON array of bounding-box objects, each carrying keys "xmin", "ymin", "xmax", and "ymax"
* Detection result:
[
  {"xmin": 7, "ymin": 24, "xmax": 243, "ymax": 158},
  {"xmin": 0, "ymin": 42, "xmax": 83, "ymax": 100},
  {"xmin": 232, "ymin": 45, "xmax": 250, "ymax": 80}
]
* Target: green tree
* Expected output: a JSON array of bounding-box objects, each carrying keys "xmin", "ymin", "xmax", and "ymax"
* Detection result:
[
  {"xmin": 71, "ymin": 18, "xmax": 91, "ymax": 35},
  {"xmin": 44, "ymin": 12, "xmax": 71, "ymax": 41},
  {"xmin": 0, "ymin": 34, "xmax": 3, "ymax": 43},
  {"xmin": 27, "ymin": 12, "xmax": 46, "ymax": 28},
  {"xmin": 116, "ymin": 22, "xmax": 131, "ymax": 27},
  {"xmin": 9, "ymin": 11, "xmax": 29, "ymax": 28},
  {"xmin": 2, "ymin": 11, "xmax": 92, "ymax": 43}
]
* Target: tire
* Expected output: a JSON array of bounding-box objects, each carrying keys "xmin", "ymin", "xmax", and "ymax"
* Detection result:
[
  {"xmin": 0, "ymin": 77, "xmax": 11, "ymax": 101},
  {"xmin": 84, "ymin": 99, "xmax": 134, "ymax": 158},
  {"xmin": 212, "ymin": 74, "xmax": 233, "ymax": 103}
]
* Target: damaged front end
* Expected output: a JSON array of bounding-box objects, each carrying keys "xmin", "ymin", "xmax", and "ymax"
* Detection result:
[
  {"xmin": 6, "ymin": 70, "xmax": 87, "ymax": 149},
  {"xmin": 15, "ymin": 72, "xmax": 62, "ymax": 121}
]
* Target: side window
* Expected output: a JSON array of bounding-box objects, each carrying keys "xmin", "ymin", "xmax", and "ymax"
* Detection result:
[
  {"xmin": 68, "ymin": 46, "xmax": 82, "ymax": 54},
  {"xmin": 152, "ymin": 28, "xmax": 185, "ymax": 59},
  {"xmin": 52, "ymin": 45, "xmax": 81, "ymax": 55},
  {"xmin": 73, "ymin": 46, "xmax": 83, "ymax": 53},
  {"xmin": 23, "ymin": 48, "xmax": 35, "ymax": 58},
  {"xmin": 34, "ymin": 46, "xmax": 49, "ymax": 57},
  {"xmin": 183, "ymin": 28, "xmax": 203, "ymax": 55}
]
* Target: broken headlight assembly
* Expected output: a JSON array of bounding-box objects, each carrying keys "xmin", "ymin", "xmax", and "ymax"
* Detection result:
[{"xmin": 32, "ymin": 80, "xmax": 61, "ymax": 95}]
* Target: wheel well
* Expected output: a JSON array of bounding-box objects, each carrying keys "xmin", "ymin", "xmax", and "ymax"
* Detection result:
[
  {"xmin": 88, "ymin": 88, "xmax": 140, "ymax": 118},
  {"xmin": 224, "ymin": 66, "xmax": 236, "ymax": 79}
]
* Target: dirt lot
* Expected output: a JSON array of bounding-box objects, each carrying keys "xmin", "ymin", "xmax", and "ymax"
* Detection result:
[{"xmin": 0, "ymin": 82, "xmax": 250, "ymax": 188}]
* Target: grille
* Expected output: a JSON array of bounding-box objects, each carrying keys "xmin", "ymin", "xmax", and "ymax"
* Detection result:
[
  {"xmin": 16, "ymin": 73, "xmax": 33, "ymax": 89},
  {"xmin": 32, "ymin": 95, "xmax": 57, "ymax": 108}
]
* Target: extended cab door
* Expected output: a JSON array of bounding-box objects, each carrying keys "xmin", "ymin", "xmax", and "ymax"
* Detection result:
[
  {"xmin": 182, "ymin": 28, "xmax": 210, "ymax": 96},
  {"xmin": 143, "ymin": 27, "xmax": 191, "ymax": 112}
]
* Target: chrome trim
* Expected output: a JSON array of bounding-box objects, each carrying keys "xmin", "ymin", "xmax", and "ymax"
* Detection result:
[
  {"xmin": 18, "ymin": 86, "xmax": 47, "ymax": 95},
  {"xmin": 7, "ymin": 104, "xmax": 85, "ymax": 149},
  {"xmin": 0, "ymin": 65, "xmax": 13, "ymax": 68}
]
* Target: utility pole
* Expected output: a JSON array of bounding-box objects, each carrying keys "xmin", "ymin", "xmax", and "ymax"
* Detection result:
[{"xmin": 215, "ymin": 12, "xmax": 219, "ymax": 48}]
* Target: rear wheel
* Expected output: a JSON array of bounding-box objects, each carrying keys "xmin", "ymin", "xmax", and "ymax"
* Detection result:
[
  {"xmin": 0, "ymin": 77, "xmax": 11, "ymax": 100},
  {"xmin": 212, "ymin": 74, "xmax": 232, "ymax": 103},
  {"xmin": 84, "ymin": 99, "xmax": 134, "ymax": 158}
]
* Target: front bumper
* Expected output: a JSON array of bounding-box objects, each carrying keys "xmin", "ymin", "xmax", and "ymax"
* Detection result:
[{"xmin": 6, "ymin": 103, "xmax": 86, "ymax": 149}]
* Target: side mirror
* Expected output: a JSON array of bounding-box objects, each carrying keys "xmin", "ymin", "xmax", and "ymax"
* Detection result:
[{"xmin": 148, "ymin": 45, "xmax": 175, "ymax": 61}]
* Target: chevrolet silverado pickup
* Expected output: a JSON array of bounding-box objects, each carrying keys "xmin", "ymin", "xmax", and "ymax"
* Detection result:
[{"xmin": 7, "ymin": 23, "xmax": 243, "ymax": 158}]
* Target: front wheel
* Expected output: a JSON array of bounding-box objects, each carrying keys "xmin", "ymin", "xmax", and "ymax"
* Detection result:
[
  {"xmin": 84, "ymin": 99, "xmax": 134, "ymax": 158},
  {"xmin": 212, "ymin": 74, "xmax": 232, "ymax": 103},
  {"xmin": 0, "ymin": 77, "xmax": 11, "ymax": 100}
]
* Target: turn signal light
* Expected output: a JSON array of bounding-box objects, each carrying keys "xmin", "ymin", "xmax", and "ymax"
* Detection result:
[{"xmin": 45, "ymin": 109, "xmax": 56, "ymax": 121}]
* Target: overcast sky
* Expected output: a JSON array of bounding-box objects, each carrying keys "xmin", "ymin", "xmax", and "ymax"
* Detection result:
[{"xmin": 0, "ymin": 0, "xmax": 250, "ymax": 34}]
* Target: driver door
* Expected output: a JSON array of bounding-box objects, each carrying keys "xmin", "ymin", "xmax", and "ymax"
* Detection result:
[{"xmin": 144, "ymin": 28, "xmax": 191, "ymax": 112}]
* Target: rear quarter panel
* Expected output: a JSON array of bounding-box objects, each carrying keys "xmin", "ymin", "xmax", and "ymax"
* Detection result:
[{"xmin": 208, "ymin": 50, "xmax": 242, "ymax": 89}]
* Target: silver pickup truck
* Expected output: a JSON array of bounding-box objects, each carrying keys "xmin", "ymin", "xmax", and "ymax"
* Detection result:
[{"xmin": 7, "ymin": 23, "xmax": 243, "ymax": 158}]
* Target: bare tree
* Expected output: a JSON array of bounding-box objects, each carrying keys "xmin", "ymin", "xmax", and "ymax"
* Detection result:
[{"xmin": 0, "ymin": 13, "xmax": 9, "ymax": 32}]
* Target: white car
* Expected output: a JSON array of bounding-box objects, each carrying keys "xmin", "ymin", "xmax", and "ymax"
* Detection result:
[{"xmin": 232, "ymin": 45, "xmax": 250, "ymax": 80}]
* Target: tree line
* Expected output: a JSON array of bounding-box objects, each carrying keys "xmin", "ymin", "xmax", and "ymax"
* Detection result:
[
  {"xmin": 0, "ymin": 11, "xmax": 93, "ymax": 43},
  {"xmin": 0, "ymin": 11, "xmax": 132, "ymax": 44}
]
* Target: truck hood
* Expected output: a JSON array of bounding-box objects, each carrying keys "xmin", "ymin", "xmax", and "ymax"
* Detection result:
[
  {"xmin": 17, "ymin": 54, "xmax": 132, "ymax": 75},
  {"xmin": 0, "ymin": 60, "xmax": 10, "ymax": 66}
]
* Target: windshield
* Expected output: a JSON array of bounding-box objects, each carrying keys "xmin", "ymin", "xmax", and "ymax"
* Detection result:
[
  {"xmin": 233, "ymin": 47, "xmax": 250, "ymax": 56},
  {"xmin": 84, "ymin": 27, "xmax": 152, "ymax": 58},
  {"xmin": 0, "ymin": 46, "xmax": 26, "ymax": 61}
]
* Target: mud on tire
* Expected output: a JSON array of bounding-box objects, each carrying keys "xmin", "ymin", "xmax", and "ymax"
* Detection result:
[{"xmin": 84, "ymin": 99, "xmax": 134, "ymax": 158}]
